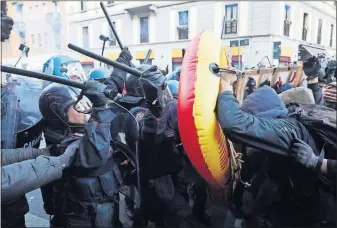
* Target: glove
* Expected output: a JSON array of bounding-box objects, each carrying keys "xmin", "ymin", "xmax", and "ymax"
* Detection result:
[
  {"xmin": 303, "ymin": 56, "xmax": 322, "ymax": 80},
  {"xmin": 290, "ymin": 137, "xmax": 322, "ymax": 172},
  {"xmin": 138, "ymin": 65, "xmax": 167, "ymax": 108},
  {"xmin": 57, "ymin": 141, "xmax": 79, "ymax": 169},
  {"xmin": 1, "ymin": 15, "xmax": 14, "ymax": 42},
  {"xmin": 246, "ymin": 77, "xmax": 256, "ymax": 95},
  {"xmin": 117, "ymin": 48, "xmax": 133, "ymax": 66},
  {"xmin": 81, "ymin": 80, "xmax": 107, "ymax": 107}
]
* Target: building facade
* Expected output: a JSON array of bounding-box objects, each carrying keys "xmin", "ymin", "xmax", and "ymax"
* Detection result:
[
  {"xmin": 1, "ymin": 1, "xmax": 70, "ymax": 70},
  {"xmin": 66, "ymin": 1, "xmax": 336, "ymax": 72},
  {"xmin": 220, "ymin": 1, "xmax": 337, "ymax": 69},
  {"xmin": 3, "ymin": 1, "xmax": 336, "ymax": 72}
]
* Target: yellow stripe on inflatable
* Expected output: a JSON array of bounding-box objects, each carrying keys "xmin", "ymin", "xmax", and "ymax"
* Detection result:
[{"xmin": 193, "ymin": 31, "xmax": 230, "ymax": 186}]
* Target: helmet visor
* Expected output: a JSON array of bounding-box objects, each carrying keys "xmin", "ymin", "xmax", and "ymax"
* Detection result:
[
  {"xmin": 67, "ymin": 87, "xmax": 92, "ymax": 113},
  {"xmin": 62, "ymin": 61, "xmax": 88, "ymax": 83}
]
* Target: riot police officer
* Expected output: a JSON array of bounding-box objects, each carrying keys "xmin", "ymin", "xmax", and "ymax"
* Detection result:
[
  {"xmin": 126, "ymin": 64, "xmax": 189, "ymax": 227},
  {"xmin": 117, "ymin": 64, "xmax": 150, "ymax": 110},
  {"xmin": 39, "ymin": 81, "xmax": 124, "ymax": 227}
]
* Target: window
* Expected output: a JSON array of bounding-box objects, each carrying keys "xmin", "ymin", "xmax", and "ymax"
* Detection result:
[
  {"xmin": 140, "ymin": 59, "xmax": 152, "ymax": 65},
  {"xmin": 109, "ymin": 22, "xmax": 116, "ymax": 46},
  {"xmin": 44, "ymin": 32, "xmax": 48, "ymax": 46},
  {"xmin": 284, "ymin": 5, "xmax": 291, "ymax": 36},
  {"xmin": 107, "ymin": 1, "xmax": 114, "ymax": 5},
  {"xmin": 302, "ymin": 13, "xmax": 308, "ymax": 41},
  {"xmin": 177, "ymin": 11, "xmax": 189, "ymax": 40},
  {"xmin": 317, "ymin": 19, "xmax": 322, "ymax": 44},
  {"xmin": 31, "ymin": 34, "xmax": 35, "ymax": 45},
  {"xmin": 330, "ymin": 24, "xmax": 334, "ymax": 47},
  {"xmin": 273, "ymin": 41, "xmax": 281, "ymax": 59},
  {"xmin": 224, "ymin": 4, "xmax": 238, "ymax": 35},
  {"xmin": 55, "ymin": 31, "xmax": 61, "ymax": 50},
  {"xmin": 140, "ymin": 16, "xmax": 149, "ymax": 43},
  {"xmin": 38, "ymin": 33, "xmax": 41, "ymax": 46},
  {"xmin": 80, "ymin": 1, "xmax": 87, "ymax": 11},
  {"xmin": 83, "ymin": 26, "xmax": 89, "ymax": 48}
]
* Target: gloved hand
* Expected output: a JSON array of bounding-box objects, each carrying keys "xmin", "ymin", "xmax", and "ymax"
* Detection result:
[
  {"xmin": 57, "ymin": 141, "xmax": 79, "ymax": 169},
  {"xmin": 290, "ymin": 137, "xmax": 322, "ymax": 172},
  {"xmin": 1, "ymin": 14, "xmax": 14, "ymax": 42},
  {"xmin": 138, "ymin": 65, "xmax": 167, "ymax": 108},
  {"xmin": 81, "ymin": 80, "xmax": 107, "ymax": 107},
  {"xmin": 117, "ymin": 48, "xmax": 133, "ymax": 66},
  {"xmin": 246, "ymin": 77, "xmax": 256, "ymax": 95},
  {"xmin": 303, "ymin": 56, "xmax": 322, "ymax": 80}
]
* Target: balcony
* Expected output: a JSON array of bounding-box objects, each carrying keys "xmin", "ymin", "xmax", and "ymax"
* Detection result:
[
  {"xmin": 302, "ymin": 28, "xmax": 308, "ymax": 41},
  {"xmin": 224, "ymin": 20, "xmax": 237, "ymax": 35},
  {"xmin": 283, "ymin": 20, "xmax": 291, "ymax": 37}
]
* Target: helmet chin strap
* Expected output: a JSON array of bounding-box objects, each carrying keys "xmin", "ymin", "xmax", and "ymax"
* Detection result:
[{"xmin": 66, "ymin": 122, "xmax": 86, "ymax": 135}]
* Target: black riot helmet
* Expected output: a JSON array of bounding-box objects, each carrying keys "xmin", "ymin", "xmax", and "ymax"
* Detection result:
[
  {"xmin": 125, "ymin": 73, "xmax": 144, "ymax": 97},
  {"xmin": 125, "ymin": 64, "xmax": 157, "ymax": 97},
  {"xmin": 39, "ymin": 83, "xmax": 92, "ymax": 133}
]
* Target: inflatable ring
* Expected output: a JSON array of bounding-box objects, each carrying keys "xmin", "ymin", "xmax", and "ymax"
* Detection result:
[{"xmin": 178, "ymin": 30, "xmax": 230, "ymax": 188}]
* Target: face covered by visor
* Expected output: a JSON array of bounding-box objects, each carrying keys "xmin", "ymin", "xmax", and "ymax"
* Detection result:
[{"xmin": 61, "ymin": 61, "xmax": 88, "ymax": 83}]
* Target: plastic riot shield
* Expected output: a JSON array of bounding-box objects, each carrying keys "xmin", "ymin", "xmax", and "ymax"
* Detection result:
[
  {"xmin": 1, "ymin": 92, "xmax": 19, "ymax": 149},
  {"xmin": 108, "ymin": 101, "xmax": 142, "ymax": 214},
  {"xmin": 108, "ymin": 101, "xmax": 140, "ymax": 167},
  {"xmin": 1, "ymin": 75, "xmax": 44, "ymax": 149}
]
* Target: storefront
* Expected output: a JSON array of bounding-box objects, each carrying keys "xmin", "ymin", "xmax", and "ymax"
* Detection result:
[
  {"xmin": 135, "ymin": 50, "xmax": 155, "ymax": 65},
  {"xmin": 171, "ymin": 48, "xmax": 185, "ymax": 71}
]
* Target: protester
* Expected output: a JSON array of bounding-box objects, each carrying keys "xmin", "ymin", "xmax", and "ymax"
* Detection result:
[
  {"xmin": 216, "ymin": 68, "xmax": 327, "ymax": 226},
  {"xmin": 290, "ymin": 138, "xmax": 336, "ymax": 176}
]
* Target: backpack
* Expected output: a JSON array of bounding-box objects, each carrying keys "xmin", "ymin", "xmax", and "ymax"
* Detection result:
[
  {"xmin": 287, "ymin": 103, "xmax": 336, "ymax": 159},
  {"xmin": 287, "ymin": 103, "xmax": 336, "ymax": 195}
]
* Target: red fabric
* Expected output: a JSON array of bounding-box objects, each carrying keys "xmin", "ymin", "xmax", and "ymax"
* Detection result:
[
  {"xmin": 122, "ymin": 82, "xmax": 126, "ymax": 95},
  {"xmin": 178, "ymin": 31, "xmax": 218, "ymax": 187},
  {"xmin": 172, "ymin": 57, "xmax": 183, "ymax": 63},
  {"xmin": 279, "ymin": 56, "xmax": 291, "ymax": 62},
  {"xmin": 231, "ymin": 55, "xmax": 243, "ymax": 62}
]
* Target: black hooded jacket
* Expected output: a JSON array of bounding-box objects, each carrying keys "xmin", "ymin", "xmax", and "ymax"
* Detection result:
[{"xmin": 216, "ymin": 86, "xmax": 318, "ymax": 156}]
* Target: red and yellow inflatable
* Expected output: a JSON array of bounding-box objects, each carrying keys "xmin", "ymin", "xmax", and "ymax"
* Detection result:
[{"xmin": 178, "ymin": 30, "xmax": 230, "ymax": 188}]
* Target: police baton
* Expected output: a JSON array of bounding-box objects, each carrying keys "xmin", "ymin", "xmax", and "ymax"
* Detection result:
[
  {"xmin": 68, "ymin": 43, "xmax": 142, "ymax": 77},
  {"xmin": 100, "ymin": 1, "xmax": 123, "ymax": 51},
  {"xmin": 0, "ymin": 65, "xmax": 85, "ymax": 89}
]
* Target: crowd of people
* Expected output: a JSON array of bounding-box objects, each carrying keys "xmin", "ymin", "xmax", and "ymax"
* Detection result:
[{"xmin": 1, "ymin": 11, "xmax": 337, "ymax": 228}]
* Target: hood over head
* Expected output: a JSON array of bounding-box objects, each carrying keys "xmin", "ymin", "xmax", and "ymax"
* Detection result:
[{"xmin": 241, "ymin": 86, "xmax": 288, "ymax": 119}]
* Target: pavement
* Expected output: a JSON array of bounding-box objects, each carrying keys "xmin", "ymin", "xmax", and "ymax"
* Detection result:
[
  {"xmin": 24, "ymin": 187, "xmax": 240, "ymax": 228},
  {"xmin": 25, "ymin": 189, "xmax": 49, "ymax": 227}
]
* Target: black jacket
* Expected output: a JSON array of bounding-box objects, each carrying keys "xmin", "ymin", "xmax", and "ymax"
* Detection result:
[
  {"xmin": 308, "ymin": 82, "xmax": 324, "ymax": 105},
  {"xmin": 216, "ymin": 88, "xmax": 318, "ymax": 157},
  {"xmin": 104, "ymin": 57, "xmax": 129, "ymax": 99},
  {"xmin": 139, "ymin": 99, "xmax": 182, "ymax": 179}
]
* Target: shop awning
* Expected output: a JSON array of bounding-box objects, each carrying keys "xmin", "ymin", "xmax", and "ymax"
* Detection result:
[
  {"xmin": 104, "ymin": 52, "xmax": 119, "ymax": 60},
  {"xmin": 135, "ymin": 50, "xmax": 155, "ymax": 60},
  {"xmin": 280, "ymin": 47, "xmax": 291, "ymax": 57},
  {"xmin": 80, "ymin": 56, "xmax": 93, "ymax": 63},
  {"xmin": 298, "ymin": 44, "xmax": 330, "ymax": 61},
  {"xmin": 172, "ymin": 49, "xmax": 184, "ymax": 58},
  {"xmin": 231, "ymin": 46, "xmax": 244, "ymax": 56}
]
